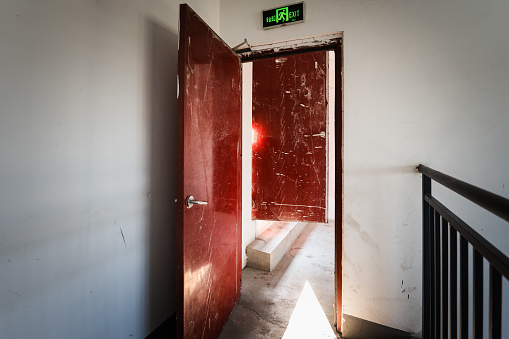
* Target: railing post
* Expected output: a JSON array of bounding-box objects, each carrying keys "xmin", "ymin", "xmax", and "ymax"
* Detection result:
[
  {"xmin": 473, "ymin": 250, "xmax": 483, "ymax": 338},
  {"xmin": 430, "ymin": 207, "xmax": 436, "ymax": 338},
  {"xmin": 450, "ymin": 228, "xmax": 457, "ymax": 339},
  {"xmin": 441, "ymin": 217, "xmax": 448, "ymax": 338},
  {"xmin": 434, "ymin": 212, "xmax": 441, "ymax": 338},
  {"xmin": 460, "ymin": 236, "xmax": 468, "ymax": 338},
  {"xmin": 422, "ymin": 174, "xmax": 431, "ymax": 339},
  {"xmin": 489, "ymin": 265, "xmax": 502, "ymax": 339}
]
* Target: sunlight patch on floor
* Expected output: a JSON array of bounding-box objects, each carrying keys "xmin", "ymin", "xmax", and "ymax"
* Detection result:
[{"xmin": 282, "ymin": 281, "xmax": 337, "ymax": 339}]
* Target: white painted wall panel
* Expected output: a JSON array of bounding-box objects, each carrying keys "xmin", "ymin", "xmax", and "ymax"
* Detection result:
[
  {"xmin": 0, "ymin": 1, "xmax": 219, "ymax": 338},
  {"xmin": 221, "ymin": 0, "xmax": 509, "ymax": 335},
  {"xmin": 241, "ymin": 62, "xmax": 256, "ymax": 268}
]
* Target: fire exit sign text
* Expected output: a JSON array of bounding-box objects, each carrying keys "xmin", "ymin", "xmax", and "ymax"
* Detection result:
[{"xmin": 263, "ymin": 2, "xmax": 304, "ymax": 29}]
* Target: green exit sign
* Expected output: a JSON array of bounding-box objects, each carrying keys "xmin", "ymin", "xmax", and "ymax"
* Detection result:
[{"xmin": 263, "ymin": 2, "xmax": 304, "ymax": 30}]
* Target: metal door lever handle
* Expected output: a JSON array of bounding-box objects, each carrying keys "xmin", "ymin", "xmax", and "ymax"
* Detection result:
[
  {"xmin": 312, "ymin": 131, "xmax": 326, "ymax": 138},
  {"xmin": 304, "ymin": 131, "xmax": 326, "ymax": 138},
  {"xmin": 185, "ymin": 195, "xmax": 208, "ymax": 208}
]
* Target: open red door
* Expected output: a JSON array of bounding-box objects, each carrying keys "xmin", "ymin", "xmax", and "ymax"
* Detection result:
[{"xmin": 177, "ymin": 4, "xmax": 242, "ymax": 339}]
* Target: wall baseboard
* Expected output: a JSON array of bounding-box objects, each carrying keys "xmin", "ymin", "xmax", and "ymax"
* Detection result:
[
  {"xmin": 145, "ymin": 312, "xmax": 176, "ymax": 339},
  {"xmin": 341, "ymin": 314, "xmax": 420, "ymax": 339},
  {"xmin": 144, "ymin": 312, "xmax": 421, "ymax": 338}
]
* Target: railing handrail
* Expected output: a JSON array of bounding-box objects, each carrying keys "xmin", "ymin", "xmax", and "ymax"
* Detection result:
[
  {"xmin": 417, "ymin": 164, "xmax": 509, "ymax": 223},
  {"xmin": 419, "ymin": 165, "xmax": 509, "ymax": 338},
  {"xmin": 425, "ymin": 194, "xmax": 509, "ymax": 279},
  {"xmin": 417, "ymin": 165, "xmax": 509, "ymax": 339}
]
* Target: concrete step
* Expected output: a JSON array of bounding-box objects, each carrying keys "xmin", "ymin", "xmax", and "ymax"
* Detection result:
[{"xmin": 246, "ymin": 221, "xmax": 308, "ymax": 271}]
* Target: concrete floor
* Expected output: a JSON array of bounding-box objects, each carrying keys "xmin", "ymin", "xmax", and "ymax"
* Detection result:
[{"xmin": 219, "ymin": 222, "xmax": 340, "ymax": 339}]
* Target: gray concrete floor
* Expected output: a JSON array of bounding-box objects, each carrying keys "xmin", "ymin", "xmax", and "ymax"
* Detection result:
[{"xmin": 219, "ymin": 222, "xmax": 340, "ymax": 339}]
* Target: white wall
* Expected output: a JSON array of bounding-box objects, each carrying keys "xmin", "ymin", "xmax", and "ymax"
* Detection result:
[
  {"xmin": 241, "ymin": 62, "xmax": 255, "ymax": 268},
  {"xmin": 0, "ymin": 1, "xmax": 219, "ymax": 338},
  {"xmin": 221, "ymin": 0, "xmax": 509, "ymax": 335}
]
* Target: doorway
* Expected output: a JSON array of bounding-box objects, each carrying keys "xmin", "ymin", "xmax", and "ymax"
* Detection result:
[{"xmin": 230, "ymin": 37, "xmax": 343, "ymax": 337}]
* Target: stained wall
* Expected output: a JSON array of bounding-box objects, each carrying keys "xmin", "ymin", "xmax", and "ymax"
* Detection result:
[{"xmin": 221, "ymin": 0, "xmax": 509, "ymax": 335}]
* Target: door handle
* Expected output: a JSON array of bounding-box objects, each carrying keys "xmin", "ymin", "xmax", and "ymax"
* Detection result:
[
  {"xmin": 185, "ymin": 195, "xmax": 208, "ymax": 208},
  {"xmin": 304, "ymin": 131, "xmax": 326, "ymax": 138},
  {"xmin": 312, "ymin": 131, "xmax": 326, "ymax": 138}
]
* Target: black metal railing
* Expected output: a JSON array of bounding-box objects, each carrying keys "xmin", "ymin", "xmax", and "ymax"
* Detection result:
[{"xmin": 418, "ymin": 165, "xmax": 509, "ymax": 339}]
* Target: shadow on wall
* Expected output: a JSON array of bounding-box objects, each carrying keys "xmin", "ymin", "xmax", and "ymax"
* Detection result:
[
  {"xmin": 342, "ymin": 314, "xmax": 419, "ymax": 339},
  {"xmin": 146, "ymin": 18, "xmax": 178, "ymax": 336}
]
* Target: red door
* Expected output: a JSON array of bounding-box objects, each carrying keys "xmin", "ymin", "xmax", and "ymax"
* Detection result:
[
  {"xmin": 177, "ymin": 5, "xmax": 242, "ymax": 339},
  {"xmin": 252, "ymin": 51, "xmax": 328, "ymax": 223}
]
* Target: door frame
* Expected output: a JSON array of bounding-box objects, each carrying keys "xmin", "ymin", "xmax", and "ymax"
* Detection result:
[{"xmin": 239, "ymin": 35, "xmax": 344, "ymax": 334}]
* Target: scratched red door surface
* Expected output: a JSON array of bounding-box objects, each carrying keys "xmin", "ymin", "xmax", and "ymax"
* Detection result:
[
  {"xmin": 252, "ymin": 51, "xmax": 328, "ymax": 223},
  {"xmin": 177, "ymin": 5, "xmax": 242, "ymax": 339}
]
